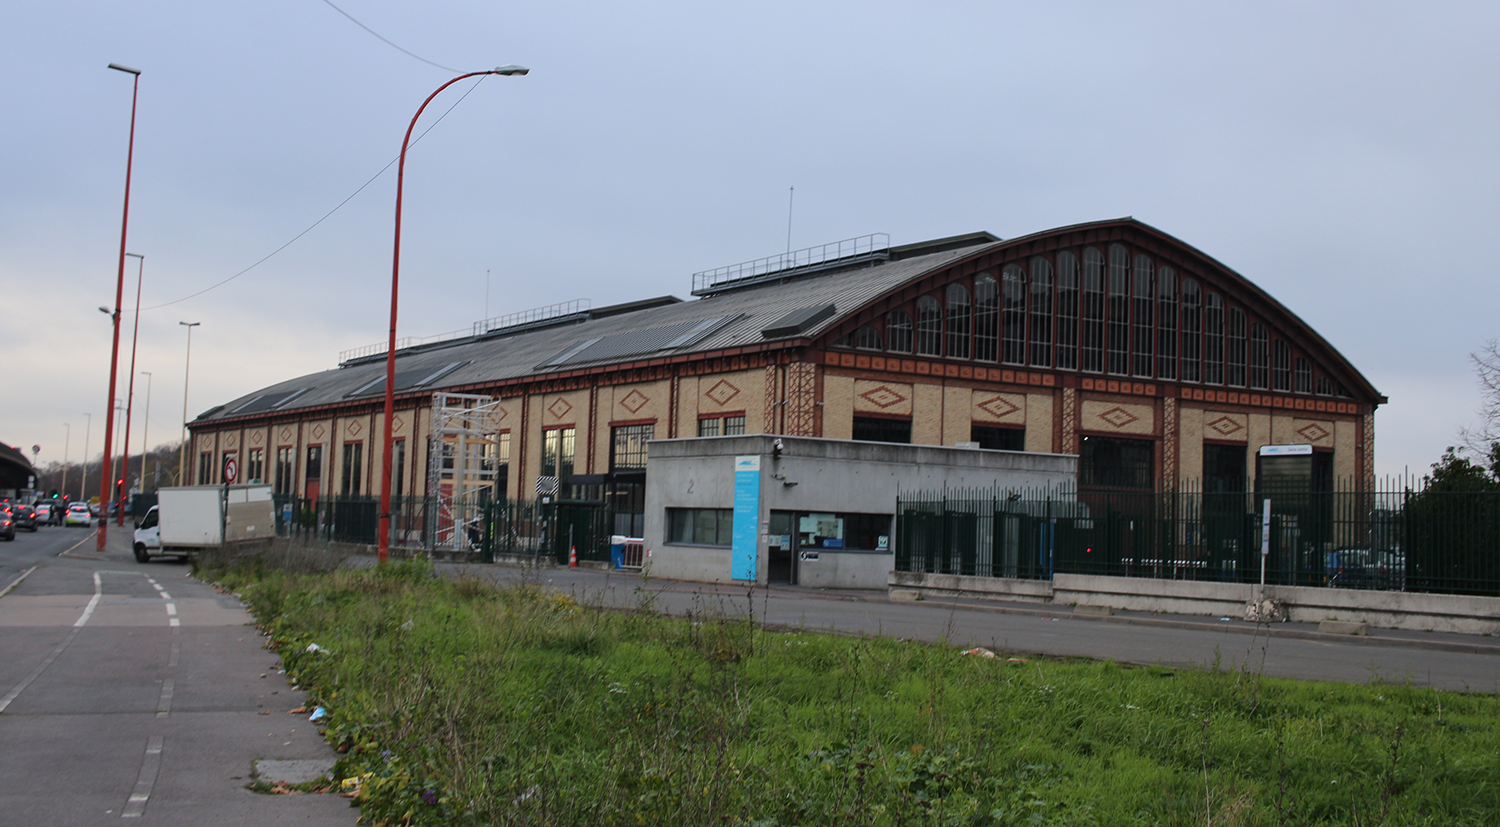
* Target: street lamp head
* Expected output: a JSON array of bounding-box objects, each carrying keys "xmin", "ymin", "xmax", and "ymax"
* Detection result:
[
  {"xmin": 99, "ymin": 307, "xmax": 110, "ymax": 314},
  {"xmin": 179, "ymin": 321, "xmax": 200, "ymax": 328},
  {"xmin": 107, "ymin": 63, "xmax": 142, "ymax": 76},
  {"xmin": 125, "ymin": 252, "xmax": 143, "ymax": 260},
  {"xmin": 492, "ymin": 65, "xmax": 529, "ymax": 76}
]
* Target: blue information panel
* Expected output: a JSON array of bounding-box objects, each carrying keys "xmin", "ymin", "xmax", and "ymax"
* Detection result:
[{"xmin": 731, "ymin": 455, "xmax": 761, "ymax": 581}]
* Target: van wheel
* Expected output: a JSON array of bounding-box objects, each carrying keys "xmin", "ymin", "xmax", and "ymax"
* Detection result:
[{"xmin": 134, "ymin": 544, "xmax": 150, "ymax": 563}]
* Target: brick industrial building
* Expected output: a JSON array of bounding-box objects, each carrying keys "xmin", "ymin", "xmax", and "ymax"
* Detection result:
[{"xmin": 186, "ymin": 218, "xmax": 1383, "ymax": 517}]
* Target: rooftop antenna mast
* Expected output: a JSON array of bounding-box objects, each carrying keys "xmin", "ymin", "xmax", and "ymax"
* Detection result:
[{"xmin": 484, "ymin": 268, "xmax": 491, "ymax": 320}]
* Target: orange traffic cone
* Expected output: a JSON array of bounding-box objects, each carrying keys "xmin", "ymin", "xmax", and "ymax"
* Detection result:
[{"xmin": 569, "ymin": 546, "xmax": 578, "ymax": 567}]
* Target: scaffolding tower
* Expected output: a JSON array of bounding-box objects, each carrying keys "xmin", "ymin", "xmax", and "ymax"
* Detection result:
[{"xmin": 426, "ymin": 392, "xmax": 502, "ymax": 551}]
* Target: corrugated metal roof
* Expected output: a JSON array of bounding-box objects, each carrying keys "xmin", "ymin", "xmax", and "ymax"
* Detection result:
[{"xmin": 195, "ymin": 240, "xmax": 996, "ymax": 423}]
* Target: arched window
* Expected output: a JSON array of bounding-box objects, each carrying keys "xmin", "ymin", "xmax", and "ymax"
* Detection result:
[
  {"xmin": 1180, "ymin": 278, "xmax": 1200, "ymax": 382},
  {"xmin": 1133, "ymin": 254, "xmax": 1153, "ymax": 377},
  {"xmin": 1249, "ymin": 323, "xmax": 1269, "ymax": 389},
  {"xmin": 1226, "ymin": 308, "xmax": 1246, "ymax": 386},
  {"xmin": 1204, "ymin": 292, "xmax": 1224, "ymax": 384},
  {"xmin": 973, "ymin": 274, "xmax": 998, "ymax": 362},
  {"xmin": 1156, "ymin": 267, "xmax": 1177, "ymax": 380},
  {"xmin": 1273, "ymin": 340, "xmax": 1292, "ymax": 391},
  {"xmin": 1001, "ymin": 264, "xmax": 1026, "ymax": 364},
  {"xmin": 886, "ymin": 309, "xmax": 913, "ymax": 353},
  {"xmin": 1107, "ymin": 244, "xmax": 1130, "ymax": 374},
  {"xmin": 915, "ymin": 296, "xmax": 942, "ymax": 356},
  {"xmin": 1056, "ymin": 252, "xmax": 1079, "ymax": 370},
  {"xmin": 1316, "ymin": 375, "xmax": 1334, "ymax": 396},
  {"xmin": 1081, "ymin": 248, "xmax": 1106, "ymax": 373},
  {"xmin": 1295, "ymin": 357, "xmax": 1313, "ymax": 394},
  {"xmin": 1030, "ymin": 256, "xmax": 1053, "ymax": 367},
  {"xmin": 855, "ymin": 325, "xmax": 882, "ymax": 350},
  {"xmin": 946, "ymin": 283, "xmax": 971, "ymax": 359}
]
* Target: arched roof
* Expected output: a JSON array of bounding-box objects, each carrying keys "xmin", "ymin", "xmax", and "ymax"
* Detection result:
[{"xmin": 822, "ymin": 217, "xmax": 1384, "ymax": 405}]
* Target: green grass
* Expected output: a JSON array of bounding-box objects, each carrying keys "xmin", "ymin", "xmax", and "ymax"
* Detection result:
[{"xmin": 207, "ymin": 559, "xmax": 1500, "ymax": 826}]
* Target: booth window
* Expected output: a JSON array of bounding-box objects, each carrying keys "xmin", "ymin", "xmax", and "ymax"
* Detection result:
[
  {"xmin": 797, "ymin": 512, "xmax": 892, "ymax": 551},
  {"xmin": 667, "ymin": 508, "xmax": 733, "ymax": 545},
  {"xmin": 852, "ymin": 416, "xmax": 911, "ymax": 444}
]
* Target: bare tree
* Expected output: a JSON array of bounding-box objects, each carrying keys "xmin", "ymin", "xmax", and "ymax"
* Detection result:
[{"xmin": 1460, "ymin": 339, "xmax": 1500, "ymax": 468}]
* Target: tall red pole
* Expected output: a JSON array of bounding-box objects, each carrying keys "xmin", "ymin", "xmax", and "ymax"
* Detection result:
[
  {"xmin": 378, "ymin": 67, "xmax": 526, "ymax": 564},
  {"xmin": 119, "ymin": 253, "xmax": 143, "ymax": 526},
  {"xmin": 99, "ymin": 64, "xmax": 140, "ymax": 551}
]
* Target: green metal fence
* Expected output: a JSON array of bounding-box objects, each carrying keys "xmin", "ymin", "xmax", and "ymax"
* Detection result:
[{"xmin": 896, "ymin": 482, "xmax": 1500, "ymax": 597}]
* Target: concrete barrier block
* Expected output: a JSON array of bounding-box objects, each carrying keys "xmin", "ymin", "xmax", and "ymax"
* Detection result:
[
  {"xmin": 1073, "ymin": 604, "xmax": 1112, "ymax": 617},
  {"xmin": 888, "ymin": 588, "xmax": 921, "ymax": 603},
  {"xmin": 1318, "ymin": 620, "xmax": 1369, "ymax": 636}
]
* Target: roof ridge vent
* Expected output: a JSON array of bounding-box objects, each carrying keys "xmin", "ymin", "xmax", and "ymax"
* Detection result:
[
  {"xmin": 691, "ymin": 233, "xmax": 890, "ymax": 296},
  {"xmin": 473, "ymin": 299, "xmax": 591, "ymax": 337}
]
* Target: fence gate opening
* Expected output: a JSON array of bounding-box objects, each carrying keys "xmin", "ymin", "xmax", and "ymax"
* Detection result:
[{"xmin": 427, "ymin": 392, "xmax": 503, "ymax": 552}]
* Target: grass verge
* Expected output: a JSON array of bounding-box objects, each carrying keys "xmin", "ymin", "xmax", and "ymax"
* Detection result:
[{"xmin": 204, "ymin": 557, "xmax": 1500, "ymax": 826}]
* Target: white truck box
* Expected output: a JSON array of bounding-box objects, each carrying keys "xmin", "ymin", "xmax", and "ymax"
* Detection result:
[{"xmin": 136, "ymin": 485, "xmax": 276, "ymax": 560}]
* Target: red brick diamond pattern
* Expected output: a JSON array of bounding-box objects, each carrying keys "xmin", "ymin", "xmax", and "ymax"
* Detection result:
[
  {"xmin": 620, "ymin": 389, "xmax": 650, "ymax": 414},
  {"xmin": 705, "ymin": 380, "xmax": 741, "ymax": 407},
  {"xmin": 860, "ymin": 386, "xmax": 907, "ymax": 409},
  {"xmin": 1098, "ymin": 406, "xmax": 1140, "ymax": 429},
  {"xmin": 1206, "ymin": 416, "xmax": 1244, "ymax": 437},
  {"xmin": 976, "ymin": 395, "xmax": 1021, "ymax": 419},
  {"xmin": 1297, "ymin": 423, "xmax": 1331, "ymax": 443},
  {"xmin": 347, "ymin": 420, "xmax": 362, "ymax": 436},
  {"xmin": 548, "ymin": 398, "xmax": 574, "ymax": 420},
  {"xmin": 280, "ymin": 428, "xmax": 293, "ymax": 442},
  {"xmin": 311, "ymin": 424, "xmax": 324, "ymax": 440}
]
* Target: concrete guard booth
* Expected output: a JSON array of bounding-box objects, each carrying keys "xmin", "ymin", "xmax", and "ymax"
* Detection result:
[{"xmin": 644, "ymin": 434, "xmax": 1076, "ymax": 588}]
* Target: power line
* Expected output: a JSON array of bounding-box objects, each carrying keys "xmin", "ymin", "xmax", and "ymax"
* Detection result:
[
  {"xmin": 140, "ymin": 76, "xmax": 489, "ymax": 311},
  {"xmin": 317, "ymin": 0, "xmax": 462, "ymax": 73}
]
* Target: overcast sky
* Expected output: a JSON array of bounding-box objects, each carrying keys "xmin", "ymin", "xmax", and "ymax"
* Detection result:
[{"xmin": 3, "ymin": 1, "xmax": 1496, "ymax": 481}]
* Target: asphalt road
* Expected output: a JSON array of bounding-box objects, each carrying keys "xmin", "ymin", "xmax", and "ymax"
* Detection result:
[
  {"xmin": 0, "ymin": 524, "xmax": 355, "ymax": 825},
  {"xmin": 449, "ymin": 562, "xmax": 1500, "ymax": 693}
]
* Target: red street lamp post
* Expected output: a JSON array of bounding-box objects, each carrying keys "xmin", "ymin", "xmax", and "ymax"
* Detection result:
[
  {"xmin": 377, "ymin": 65, "xmax": 529, "ymax": 564},
  {"xmin": 118, "ymin": 252, "xmax": 143, "ymax": 525},
  {"xmin": 99, "ymin": 62, "xmax": 141, "ymax": 551}
]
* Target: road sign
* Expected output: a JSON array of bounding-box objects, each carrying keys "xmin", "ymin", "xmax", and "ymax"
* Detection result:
[{"xmin": 223, "ymin": 457, "xmax": 238, "ymax": 484}]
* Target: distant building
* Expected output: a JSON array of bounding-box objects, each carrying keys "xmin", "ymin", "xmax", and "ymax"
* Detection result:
[{"xmin": 186, "ymin": 218, "xmax": 1383, "ymax": 517}]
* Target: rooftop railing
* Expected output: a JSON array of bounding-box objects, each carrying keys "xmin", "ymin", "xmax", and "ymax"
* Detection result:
[{"xmin": 692, "ymin": 233, "xmax": 890, "ymax": 295}]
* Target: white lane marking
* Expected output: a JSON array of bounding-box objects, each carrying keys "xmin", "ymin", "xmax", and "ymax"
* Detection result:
[
  {"xmin": 168, "ymin": 631, "xmax": 180, "ymax": 668},
  {"xmin": 155, "ymin": 679, "xmax": 174, "ymax": 718},
  {"xmin": 168, "ymin": 619, "xmax": 180, "ymax": 627},
  {"xmin": 0, "ymin": 566, "xmax": 37, "ymax": 599},
  {"xmin": 57, "ymin": 533, "xmax": 94, "ymax": 558},
  {"xmin": 0, "ymin": 571, "xmax": 106, "ymax": 713},
  {"xmin": 120, "ymin": 735, "xmax": 165, "ymax": 818},
  {"xmin": 74, "ymin": 571, "xmax": 104, "ymax": 628},
  {"xmin": 164, "ymin": 604, "xmax": 177, "ymax": 616},
  {"xmin": 158, "ymin": 592, "xmax": 171, "ymax": 600}
]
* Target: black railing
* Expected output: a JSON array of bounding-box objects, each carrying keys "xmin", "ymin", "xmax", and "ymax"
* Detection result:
[{"xmin": 896, "ymin": 482, "xmax": 1500, "ymax": 597}]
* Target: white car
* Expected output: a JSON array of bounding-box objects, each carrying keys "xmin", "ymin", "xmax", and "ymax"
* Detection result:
[{"xmin": 64, "ymin": 503, "xmax": 93, "ymax": 527}]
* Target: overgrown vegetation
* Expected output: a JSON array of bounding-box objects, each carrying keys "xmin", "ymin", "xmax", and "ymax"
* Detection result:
[{"xmin": 203, "ymin": 558, "xmax": 1500, "ymax": 826}]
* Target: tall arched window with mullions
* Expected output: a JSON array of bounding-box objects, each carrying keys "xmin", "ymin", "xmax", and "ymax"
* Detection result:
[
  {"xmin": 1156, "ymin": 266, "xmax": 1177, "ymax": 380},
  {"xmin": 1204, "ymin": 292, "xmax": 1224, "ymax": 384},
  {"xmin": 1030, "ymin": 256, "xmax": 1053, "ymax": 367},
  {"xmin": 1294, "ymin": 356, "xmax": 1312, "ymax": 394},
  {"xmin": 1249, "ymin": 323, "xmax": 1269, "ymax": 389},
  {"xmin": 1180, "ymin": 279, "xmax": 1201, "ymax": 382},
  {"xmin": 973, "ymin": 273, "xmax": 998, "ymax": 362},
  {"xmin": 855, "ymin": 325, "xmax": 882, "ymax": 350},
  {"xmin": 886, "ymin": 309, "xmax": 912, "ymax": 353},
  {"xmin": 1132, "ymin": 254, "xmax": 1153, "ymax": 377},
  {"xmin": 1107, "ymin": 245, "xmax": 1130, "ymax": 375},
  {"xmin": 915, "ymin": 296, "xmax": 942, "ymax": 356},
  {"xmin": 1273, "ymin": 341, "xmax": 1293, "ymax": 391},
  {"xmin": 1056, "ymin": 252, "xmax": 1079, "ymax": 370},
  {"xmin": 1226, "ymin": 308, "xmax": 1247, "ymax": 387},
  {"xmin": 1001, "ymin": 264, "xmax": 1026, "ymax": 364},
  {"xmin": 946, "ymin": 283, "xmax": 971, "ymax": 359},
  {"xmin": 1081, "ymin": 248, "xmax": 1106, "ymax": 373}
]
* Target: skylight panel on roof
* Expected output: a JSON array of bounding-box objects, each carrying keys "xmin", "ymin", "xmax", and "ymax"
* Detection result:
[
  {"xmin": 345, "ymin": 361, "xmax": 469, "ymax": 397},
  {"xmin": 536, "ymin": 316, "xmax": 743, "ymax": 369}
]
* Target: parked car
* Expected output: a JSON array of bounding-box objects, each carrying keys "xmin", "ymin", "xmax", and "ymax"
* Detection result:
[
  {"xmin": 9, "ymin": 505, "xmax": 37, "ymax": 532},
  {"xmin": 0, "ymin": 511, "xmax": 13, "ymax": 541},
  {"xmin": 65, "ymin": 503, "xmax": 94, "ymax": 527}
]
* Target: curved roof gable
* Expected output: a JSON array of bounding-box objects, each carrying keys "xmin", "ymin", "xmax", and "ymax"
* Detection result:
[{"xmin": 822, "ymin": 217, "xmax": 1383, "ymax": 405}]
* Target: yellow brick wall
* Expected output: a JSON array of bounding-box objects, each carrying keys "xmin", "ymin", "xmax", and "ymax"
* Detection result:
[
  {"xmin": 1025, "ymin": 393, "xmax": 1053, "ymax": 453},
  {"xmin": 823, "ymin": 374, "xmax": 855, "ymax": 440},
  {"xmin": 911, "ymin": 382, "xmax": 944, "ymax": 444}
]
